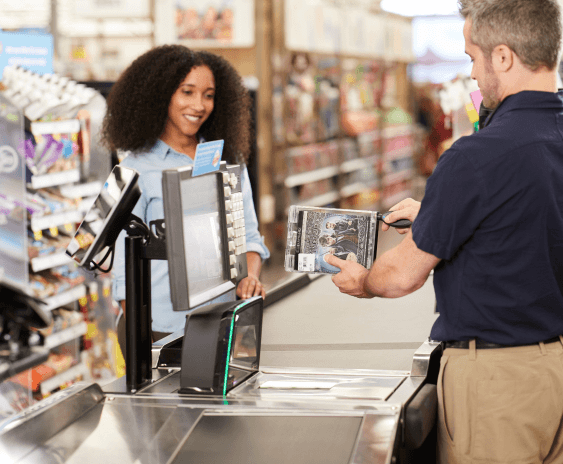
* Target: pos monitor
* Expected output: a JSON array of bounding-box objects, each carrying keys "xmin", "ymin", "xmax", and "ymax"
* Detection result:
[
  {"xmin": 162, "ymin": 162, "xmax": 261, "ymax": 394},
  {"xmin": 66, "ymin": 165, "xmax": 141, "ymax": 269},
  {"xmin": 162, "ymin": 161, "xmax": 248, "ymax": 311}
]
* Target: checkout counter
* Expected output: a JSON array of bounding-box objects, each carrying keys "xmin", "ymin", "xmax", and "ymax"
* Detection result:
[{"xmin": 0, "ymin": 164, "xmax": 441, "ymax": 464}]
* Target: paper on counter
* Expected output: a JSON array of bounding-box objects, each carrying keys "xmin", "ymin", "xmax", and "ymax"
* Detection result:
[{"xmin": 259, "ymin": 380, "xmax": 339, "ymax": 390}]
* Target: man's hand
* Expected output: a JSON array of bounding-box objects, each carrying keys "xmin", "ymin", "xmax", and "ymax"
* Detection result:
[
  {"xmin": 382, "ymin": 198, "xmax": 421, "ymax": 235},
  {"xmin": 236, "ymin": 274, "xmax": 265, "ymax": 300},
  {"xmin": 324, "ymin": 254, "xmax": 373, "ymax": 298}
]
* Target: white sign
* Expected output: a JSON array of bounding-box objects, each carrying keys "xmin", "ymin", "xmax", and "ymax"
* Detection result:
[{"xmin": 74, "ymin": 0, "xmax": 150, "ymax": 18}]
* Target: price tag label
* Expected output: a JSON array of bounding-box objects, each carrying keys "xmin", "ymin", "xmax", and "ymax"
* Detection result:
[{"xmin": 297, "ymin": 253, "xmax": 315, "ymax": 272}]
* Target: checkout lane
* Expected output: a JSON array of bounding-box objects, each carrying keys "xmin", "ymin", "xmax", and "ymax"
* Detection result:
[
  {"xmin": 0, "ymin": 164, "xmax": 441, "ymax": 464},
  {"xmin": 261, "ymin": 271, "xmax": 437, "ymax": 372}
]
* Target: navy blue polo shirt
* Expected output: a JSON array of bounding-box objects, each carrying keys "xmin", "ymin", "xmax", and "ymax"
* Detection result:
[{"xmin": 412, "ymin": 91, "xmax": 563, "ymax": 345}]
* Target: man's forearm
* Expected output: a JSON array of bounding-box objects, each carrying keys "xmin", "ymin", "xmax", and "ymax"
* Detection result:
[{"xmin": 363, "ymin": 232, "xmax": 437, "ymax": 298}]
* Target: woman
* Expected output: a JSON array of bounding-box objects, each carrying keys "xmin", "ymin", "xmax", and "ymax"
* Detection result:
[{"xmin": 102, "ymin": 45, "xmax": 269, "ymax": 340}]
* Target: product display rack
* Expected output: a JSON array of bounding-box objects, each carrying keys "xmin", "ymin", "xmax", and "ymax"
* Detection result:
[
  {"xmin": 0, "ymin": 67, "xmax": 122, "ymax": 419},
  {"xmin": 270, "ymin": 53, "xmax": 416, "ymax": 252},
  {"xmin": 264, "ymin": 1, "xmax": 417, "ymax": 255}
]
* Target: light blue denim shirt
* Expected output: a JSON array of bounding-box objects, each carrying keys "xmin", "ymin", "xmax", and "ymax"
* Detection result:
[{"xmin": 112, "ymin": 139, "xmax": 270, "ymax": 333}]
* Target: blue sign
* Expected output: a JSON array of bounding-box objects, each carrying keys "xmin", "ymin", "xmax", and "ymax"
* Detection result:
[
  {"xmin": 0, "ymin": 31, "xmax": 54, "ymax": 78},
  {"xmin": 192, "ymin": 139, "xmax": 224, "ymax": 177}
]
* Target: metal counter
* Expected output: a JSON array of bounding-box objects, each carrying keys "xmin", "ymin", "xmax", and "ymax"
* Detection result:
[{"xmin": 0, "ymin": 274, "xmax": 440, "ymax": 464}]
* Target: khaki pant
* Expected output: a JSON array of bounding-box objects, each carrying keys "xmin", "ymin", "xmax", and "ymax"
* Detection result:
[{"xmin": 437, "ymin": 338, "xmax": 563, "ymax": 464}]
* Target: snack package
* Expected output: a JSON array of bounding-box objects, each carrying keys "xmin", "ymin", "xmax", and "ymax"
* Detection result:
[{"xmin": 285, "ymin": 206, "xmax": 378, "ymax": 275}]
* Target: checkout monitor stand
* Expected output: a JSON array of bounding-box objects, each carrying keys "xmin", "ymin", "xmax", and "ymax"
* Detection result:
[
  {"xmin": 121, "ymin": 218, "xmax": 262, "ymax": 396},
  {"xmin": 122, "ymin": 212, "xmax": 262, "ymax": 394}
]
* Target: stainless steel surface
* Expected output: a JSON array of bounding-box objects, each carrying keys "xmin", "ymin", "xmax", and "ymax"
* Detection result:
[
  {"xmin": 2, "ymin": 391, "xmax": 401, "ymax": 464},
  {"xmin": 0, "ymin": 343, "xmax": 440, "ymax": 464},
  {"xmin": 102, "ymin": 367, "xmax": 172, "ymax": 395},
  {"xmin": 168, "ymin": 413, "xmax": 364, "ymax": 464},
  {"xmin": 1, "ymin": 227, "xmax": 440, "ymax": 464},
  {"xmin": 151, "ymin": 330, "xmax": 184, "ymax": 368},
  {"xmin": 230, "ymin": 370, "xmax": 406, "ymax": 401},
  {"xmin": 410, "ymin": 339, "xmax": 442, "ymax": 377},
  {"xmin": 0, "ymin": 382, "xmax": 104, "ymax": 463}
]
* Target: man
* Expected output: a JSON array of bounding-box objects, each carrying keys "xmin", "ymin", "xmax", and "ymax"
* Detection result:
[
  {"xmin": 325, "ymin": 1, "xmax": 563, "ymax": 462},
  {"xmin": 318, "ymin": 233, "xmax": 358, "ymax": 258},
  {"xmin": 325, "ymin": 218, "xmax": 359, "ymax": 235}
]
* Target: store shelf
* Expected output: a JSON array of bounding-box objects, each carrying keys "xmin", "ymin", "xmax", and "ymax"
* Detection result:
[
  {"xmin": 382, "ymin": 125, "xmax": 413, "ymax": 139},
  {"xmin": 29, "ymin": 169, "xmax": 81, "ymax": 190},
  {"xmin": 340, "ymin": 156, "xmax": 378, "ymax": 174},
  {"xmin": 382, "ymin": 169, "xmax": 413, "ymax": 186},
  {"xmin": 300, "ymin": 191, "xmax": 340, "ymax": 207},
  {"xmin": 383, "ymin": 190, "xmax": 413, "ymax": 209},
  {"xmin": 0, "ymin": 348, "xmax": 50, "ymax": 384},
  {"xmin": 30, "ymin": 251, "xmax": 73, "ymax": 273},
  {"xmin": 383, "ymin": 147, "xmax": 413, "ymax": 161},
  {"xmin": 30, "ymin": 209, "xmax": 83, "ymax": 232},
  {"xmin": 340, "ymin": 182, "xmax": 371, "ymax": 198},
  {"xmin": 284, "ymin": 166, "xmax": 339, "ymax": 188},
  {"xmin": 40, "ymin": 363, "xmax": 88, "ymax": 396},
  {"xmin": 42, "ymin": 284, "xmax": 87, "ymax": 312},
  {"xmin": 31, "ymin": 119, "xmax": 81, "ymax": 136},
  {"xmin": 59, "ymin": 181, "xmax": 102, "ymax": 199},
  {"xmin": 43, "ymin": 322, "xmax": 87, "ymax": 350}
]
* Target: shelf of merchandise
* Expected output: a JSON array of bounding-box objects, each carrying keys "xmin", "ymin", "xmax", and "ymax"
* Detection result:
[
  {"xmin": 30, "ymin": 210, "xmax": 83, "ymax": 232},
  {"xmin": 30, "ymin": 251, "xmax": 73, "ymax": 273},
  {"xmin": 340, "ymin": 181, "xmax": 379, "ymax": 199},
  {"xmin": 43, "ymin": 322, "xmax": 87, "ymax": 350},
  {"xmin": 284, "ymin": 166, "xmax": 340, "ymax": 188},
  {"xmin": 382, "ymin": 169, "xmax": 413, "ymax": 186},
  {"xmin": 382, "ymin": 146, "xmax": 413, "ymax": 162},
  {"xmin": 297, "ymin": 191, "xmax": 340, "ymax": 208},
  {"xmin": 39, "ymin": 363, "xmax": 89, "ymax": 396},
  {"xmin": 383, "ymin": 191, "xmax": 412, "ymax": 209},
  {"xmin": 59, "ymin": 181, "xmax": 102, "ymax": 199},
  {"xmin": 30, "ymin": 120, "xmax": 81, "ymax": 136},
  {"xmin": 42, "ymin": 284, "xmax": 87, "ymax": 312},
  {"xmin": 340, "ymin": 155, "xmax": 378, "ymax": 174},
  {"xmin": 29, "ymin": 169, "xmax": 81, "ymax": 190}
]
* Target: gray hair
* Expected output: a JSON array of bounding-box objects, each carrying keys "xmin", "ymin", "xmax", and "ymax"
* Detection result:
[{"xmin": 458, "ymin": 0, "xmax": 562, "ymax": 71}]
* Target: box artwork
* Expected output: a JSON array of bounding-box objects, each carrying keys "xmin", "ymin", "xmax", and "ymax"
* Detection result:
[{"xmin": 285, "ymin": 206, "xmax": 378, "ymax": 275}]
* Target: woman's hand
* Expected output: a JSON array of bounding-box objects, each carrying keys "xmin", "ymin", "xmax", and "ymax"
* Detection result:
[
  {"xmin": 381, "ymin": 198, "xmax": 421, "ymax": 235},
  {"xmin": 236, "ymin": 274, "xmax": 266, "ymax": 299}
]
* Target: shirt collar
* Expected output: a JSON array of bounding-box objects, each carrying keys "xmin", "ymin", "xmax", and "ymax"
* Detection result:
[
  {"xmin": 152, "ymin": 139, "xmax": 173, "ymax": 161},
  {"xmin": 152, "ymin": 136, "xmax": 206, "ymax": 161},
  {"xmin": 486, "ymin": 90, "xmax": 563, "ymax": 126}
]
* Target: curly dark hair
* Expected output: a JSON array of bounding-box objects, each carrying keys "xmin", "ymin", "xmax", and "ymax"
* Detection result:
[{"xmin": 101, "ymin": 45, "xmax": 253, "ymax": 164}]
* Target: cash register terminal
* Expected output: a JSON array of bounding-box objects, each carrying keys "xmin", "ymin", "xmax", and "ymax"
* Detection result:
[
  {"xmin": 66, "ymin": 161, "xmax": 262, "ymax": 394},
  {"xmin": 161, "ymin": 162, "xmax": 262, "ymax": 394}
]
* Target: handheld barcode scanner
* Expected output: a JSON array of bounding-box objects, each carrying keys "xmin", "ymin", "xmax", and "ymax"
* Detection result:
[
  {"xmin": 377, "ymin": 211, "xmax": 412, "ymax": 229},
  {"xmin": 285, "ymin": 206, "xmax": 413, "ymax": 275}
]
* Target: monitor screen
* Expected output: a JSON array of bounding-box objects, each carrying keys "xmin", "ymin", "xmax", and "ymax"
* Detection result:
[
  {"xmin": 179, "ymin": 174, "xmax": 229, "ymax": 303},
  {"xmin": 66, "ymin": 165, "xmax": 140, "ymax": 268},
  {"xmin": 162, "ymin": 164, "xmax": 243, "ymax": 312}
]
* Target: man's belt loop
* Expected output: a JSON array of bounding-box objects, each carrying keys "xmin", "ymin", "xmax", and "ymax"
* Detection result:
[
  {"xmin": 469, "ymin": 339, "xmax": 476, "ymax": 361},
  {"xmin": 539, "ymin": 341, "xmax": 548, "ymax": 356},
  {"xmin": 559, "ymin": 335, "xmax": 563, "ymax": 347}
]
